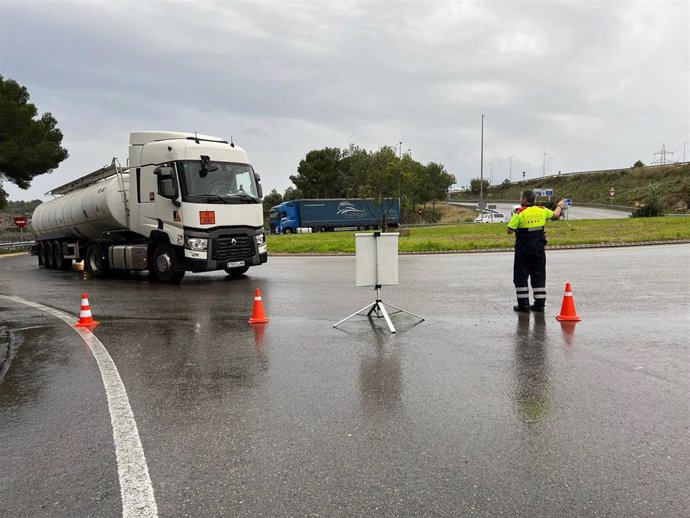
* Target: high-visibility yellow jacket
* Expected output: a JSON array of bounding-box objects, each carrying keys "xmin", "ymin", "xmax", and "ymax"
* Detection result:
[{"xmin": 507, "ymin": 205, "xmax": 554, "ymax": 233}]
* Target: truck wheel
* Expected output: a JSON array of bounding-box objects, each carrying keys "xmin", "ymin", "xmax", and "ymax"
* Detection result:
[
  {"xmin": 224, "ymin": 265, "xmax": 249, "ymax": 278},
  {"xmin": 284, "ymin": 227, "xmax": 294, "ymax": 234},
  {"xmin": 45, "ymin": 242, "xmax": 57, "ymax": 269},
  {"xmin": 53, "ymin": 241, "xmax": 72, "ymax": 270},
  {"xmin": 85, "ymin": 243, "xmax": 109, "ymax": 277},
  {"xmin": 38, "ymin": 242, "xmax": 49, "ymax": 267},
  {"xmin": 151, "ymin": 243, "xmax": 185, "ymax": 283}
]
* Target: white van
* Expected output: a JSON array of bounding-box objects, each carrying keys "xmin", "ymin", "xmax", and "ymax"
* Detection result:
[{"xmin": 474, "ymin": 212, "xmax": 506, "ymax": 223}]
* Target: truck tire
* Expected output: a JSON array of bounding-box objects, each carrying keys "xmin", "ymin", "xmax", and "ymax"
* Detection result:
[
  {"xmin": 53, "ymin": 241, "xmax": 72, "ymax": 270},
  {"xmin": 151, "ymin": 243, "xmax": 185, "ymax": 283},
  {"xmin": 284, "ymin": 227, "xmax": 294, "ymax": 234},
  {"xmin": 38, "ymin": 242, "xmax": 49, "ymax": 267},
  {"xmin": 85, "ymin": 243, "xmax": 109, "ymax": 277},
  {"xmin": 45, "ymin": 242, "xmax": 57, "ymax": 269},
  {"xmin": 224, "ymin": 265, "xmax": 249, "ymax": 278}
]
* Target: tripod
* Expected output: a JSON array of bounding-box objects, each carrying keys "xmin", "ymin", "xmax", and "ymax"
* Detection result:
[{"xmin": 333, "ymin": 285, "xmax": 425, "ymax": 334}]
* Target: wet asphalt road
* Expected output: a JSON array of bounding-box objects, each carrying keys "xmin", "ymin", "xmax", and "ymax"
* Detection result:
[{"xmin": 1, "ymin": 245, "xmax": 688, "ymax": 517}]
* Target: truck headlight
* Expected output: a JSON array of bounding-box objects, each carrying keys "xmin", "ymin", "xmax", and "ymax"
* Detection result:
[
  {"xmin": 255, "ymin": 233, "xmax": 266, "ymax": 246},
  {"xmin": 186, "ymin": 237, "xmax": 208, "ymax": 251}
]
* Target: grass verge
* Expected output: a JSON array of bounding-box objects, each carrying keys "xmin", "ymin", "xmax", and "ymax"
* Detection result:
[{"xmin": 267, "ymin": 217, "xmax": 690, "ymax": 254}]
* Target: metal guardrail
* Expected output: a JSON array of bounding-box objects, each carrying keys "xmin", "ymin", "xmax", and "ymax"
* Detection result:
[{"xmin": 0, "ymin": 241, "xmax": 34, "ymax": 251}]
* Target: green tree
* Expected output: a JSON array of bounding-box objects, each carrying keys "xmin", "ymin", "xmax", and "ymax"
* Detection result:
[
  {"xmin": 290, "ymin": 147, "xmax": 342, "ymax": 198},
  {"xmin": 470, "ymin": 177, "xmax": 490, "ymax": 194},
  {"xmin": 424, "ymin": 162, "xmax": 455, "ymax": 219},
  {"xmin": 0, "ymin": 75, "xmax": 69, "ymax": 207},
  {"xmin": 357, "ymin": 146, "xmax": 400, "ymax": 230},
  {"xmin": 360, "ymin": 146, "xmax": 399, "ymax": 198},
  {"xmin": 339, "ymin": 144, "xmax": 371, "ymax": 198},
  {"xmin": 282, "ymin": 186, "xmax": 302, "ymax": 201},
  {"xmin": 262, "ymin": 188, "xmax": 282, "ymax": 213},
  {"xmin": 2, "ymin": 198, "xmax": 42, "ymax": 216}
]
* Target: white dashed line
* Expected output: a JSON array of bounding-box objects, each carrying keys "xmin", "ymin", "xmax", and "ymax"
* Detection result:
[{"xmin": 0, "ymin": 295, "xmax": 158, "ymax": 518}]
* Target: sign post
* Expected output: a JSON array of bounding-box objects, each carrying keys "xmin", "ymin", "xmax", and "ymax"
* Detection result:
[{"xmin": 14, "ymin": 217, "xmax": 27, "ymax": 241}]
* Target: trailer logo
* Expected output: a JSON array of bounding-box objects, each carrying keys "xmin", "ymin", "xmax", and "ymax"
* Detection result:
[
  {"xmin": 337, "ymin": 201, "xmax": 366, "ymax": 218},
  {"xmin": 231, "ymin": 238, "xmax": 237, "ymax": 246}
]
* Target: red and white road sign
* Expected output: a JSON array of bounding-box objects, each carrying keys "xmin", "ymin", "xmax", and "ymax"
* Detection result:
[
  {"xmin": 609, "ymin": 187, "xmax": 616, "ymax": 197},
  {"xmin": 14, "ymin": 217, "xmax": 28, "ymax": 228}
]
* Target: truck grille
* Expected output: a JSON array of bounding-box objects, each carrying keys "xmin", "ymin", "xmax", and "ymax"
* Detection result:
[{"xmin": 212, "ymin": 236, "xmax": 255, "ymax": 262}]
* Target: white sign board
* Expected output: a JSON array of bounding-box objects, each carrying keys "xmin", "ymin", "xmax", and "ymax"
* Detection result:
[{"xmin": 355, "ymin": 233, "xmax": 399, "ymax": 287}]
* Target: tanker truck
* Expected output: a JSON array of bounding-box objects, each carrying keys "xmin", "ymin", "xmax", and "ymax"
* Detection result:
[{"xmin": 32, "ymin": 131, "xmax": 267, "ymax": 283}]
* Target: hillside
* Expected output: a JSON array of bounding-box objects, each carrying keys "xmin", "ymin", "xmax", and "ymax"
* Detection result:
[
  {"xmin": 2, "ymin": 163, "xmax": 689, "ymax": 236},
  {"xmin": 453, "ymin": 163, "xmax": 690, "ymax": 212}
]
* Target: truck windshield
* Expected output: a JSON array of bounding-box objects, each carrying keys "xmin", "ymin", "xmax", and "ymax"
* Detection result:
[{"xmin": 177, "ymin": 160, "xmax": 260, "ymax": 203}]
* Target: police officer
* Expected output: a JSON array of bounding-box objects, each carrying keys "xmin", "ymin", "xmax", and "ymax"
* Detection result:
[{"xmin": 507, "ymin": 190, "xmax": 565, "ymax": 312}]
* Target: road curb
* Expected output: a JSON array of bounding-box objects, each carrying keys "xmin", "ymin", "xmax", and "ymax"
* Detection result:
[{"xmin": 269, "ymin": 239, "xmax": 690, "ymax": 256}]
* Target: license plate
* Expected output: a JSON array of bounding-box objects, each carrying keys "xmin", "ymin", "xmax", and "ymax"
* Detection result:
[{"xmin": 226, "ymin": 260, "xmax": 245, "ymax": 268}]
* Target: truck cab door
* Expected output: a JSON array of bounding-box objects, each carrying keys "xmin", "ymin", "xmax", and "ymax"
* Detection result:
[{"xmin": 153, "ymin": 165, "xmax": 184, "ymax": 246}]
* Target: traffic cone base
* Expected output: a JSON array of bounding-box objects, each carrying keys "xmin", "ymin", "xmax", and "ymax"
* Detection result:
[
  {"xmin": 248, "ymin": 288, "xmax": 269, "ymax": 325},
  {"xmin": 74, "ymin": 292, "xmax": 100, "ymax": 328},
  {"xmin": 556, "ymin": 282, "xmax": 581, "ymax": 322}
]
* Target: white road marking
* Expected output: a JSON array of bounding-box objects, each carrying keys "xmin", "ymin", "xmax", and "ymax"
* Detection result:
[{"xmin": 0, "ymin": 295, "xmax": 158, "ymax": 518}]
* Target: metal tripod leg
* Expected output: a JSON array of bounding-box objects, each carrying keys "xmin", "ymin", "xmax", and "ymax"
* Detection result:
[
  {"xmin": 377, "ymin": 301, "xmax": 425, "ymax": 322},
  {"xmin": 367, "ymin": 300, "xmax": 396, "ymax": 333},
  {"xmin": 333, "ymin": 302, "xmax": 377, "ymax": 329}
]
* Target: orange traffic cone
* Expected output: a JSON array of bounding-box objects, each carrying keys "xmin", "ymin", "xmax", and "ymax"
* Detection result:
[
  {"xmin": 248, "ymin": 288, "xmax": 269, "ymax": 325},
  {"xmin": 556, "ymin": 283, "xmax": 581, "ymax": 322},
  {"xmin": 74, "ymin": 292, "xmax": 100, "ymax": 328}
]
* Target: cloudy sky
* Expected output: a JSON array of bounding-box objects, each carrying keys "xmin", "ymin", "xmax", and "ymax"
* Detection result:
[{"xmin": 1, "ymin": 0, "xmax": 688, "ymax": 202}]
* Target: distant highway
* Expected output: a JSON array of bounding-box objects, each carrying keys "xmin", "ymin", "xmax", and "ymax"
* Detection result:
[{"xmin": 449, "ymin": 202, "xmax": 630, "ymax": 220}]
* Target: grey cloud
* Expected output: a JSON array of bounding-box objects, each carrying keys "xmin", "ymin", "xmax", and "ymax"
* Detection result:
[{"xmin": 0, "ymin": 0, "xmax": 687, "ymax": 200}]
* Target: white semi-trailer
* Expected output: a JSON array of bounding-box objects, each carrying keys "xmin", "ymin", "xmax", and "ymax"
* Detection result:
[{"xmin": 32, "ymin": 131, "xmax": 267, "ymax": 282}]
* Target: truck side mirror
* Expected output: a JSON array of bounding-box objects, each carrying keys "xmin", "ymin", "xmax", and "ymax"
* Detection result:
[
  {"xmin": 200, "ymin": 155, "xmax": 218, "ymax": 174},
  {"xmin": 154, "ymin": 166, "xmax": 181, "ymax": 207},
  {"xmin": 160, "ymin": 177, "xmax": 176, "ymax": 198},
  {"xmin": 254, "ymin": 172, "xmax": 263, "ymax": 198}
]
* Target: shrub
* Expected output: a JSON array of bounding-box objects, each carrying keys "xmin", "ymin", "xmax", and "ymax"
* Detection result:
[{"xmin": 631, "ymin": 182, "xmax": 664, "ymax": 217}]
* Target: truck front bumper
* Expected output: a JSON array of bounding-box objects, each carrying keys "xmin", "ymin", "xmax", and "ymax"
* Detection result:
[{"xmin": 183, "ymin": 227, "xmax": 267, "ymax": 273}]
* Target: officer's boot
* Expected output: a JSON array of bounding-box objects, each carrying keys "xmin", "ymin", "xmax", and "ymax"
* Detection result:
[
  {"xmin": 514, "ymin": 286, "xmax": 530, "ymax": 312},
  {"xmin": 513, "ymin": 301, "xmax": 530, "ymax": 313},
  {"xmin": 530, "ymin": 287, "xmax": 546, "ymax": 312}
]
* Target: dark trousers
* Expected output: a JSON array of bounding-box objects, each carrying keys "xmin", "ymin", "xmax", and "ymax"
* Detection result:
[{"xmin": 513, "ymin": 238, "xmax": 547, "ymax": 308}]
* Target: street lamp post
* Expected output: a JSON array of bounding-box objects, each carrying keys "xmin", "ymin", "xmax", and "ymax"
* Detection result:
[
  {"xmin": 509, "ymin": 156, "xmax": 513, "ymax": 182},
  {"xmin": 398, "ymin": 141, "xmax": 403, "ymax": 215},
  {"xmin": 480, "ymin": 114, "xmax": 485, "ymax": 222},
  {"xmin": 542, "ymin": 150, "xmax": 547, "ymax": 177}
]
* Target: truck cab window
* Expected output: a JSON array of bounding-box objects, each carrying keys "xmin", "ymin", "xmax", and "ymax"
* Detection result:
[{"xmin": 178, "ymin": 161, "xmax": 260, "ymax": 203}]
